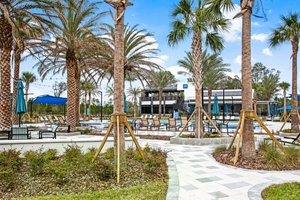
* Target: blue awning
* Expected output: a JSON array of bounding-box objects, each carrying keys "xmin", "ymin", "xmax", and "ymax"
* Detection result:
[
  {"xmin": 32, "ymin": 95, "xmax": 67, "ymax": 105},
  {"xmin": 277, "ymin": 105, "xmax": 300, "ymax": 111},
  {"xmin": 288, "ymin": 94, "xmax": 300, "ymax": 101}
]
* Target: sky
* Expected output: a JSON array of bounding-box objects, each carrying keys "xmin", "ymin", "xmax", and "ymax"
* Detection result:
[{"xmin": 20, "ymin": 0, "xmax": 300, "ymax": 100}]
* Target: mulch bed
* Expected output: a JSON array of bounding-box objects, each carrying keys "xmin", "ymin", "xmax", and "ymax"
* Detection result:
[{"xmin": 213, "ymin": 150, "xmax": 300, "ymax": 171}]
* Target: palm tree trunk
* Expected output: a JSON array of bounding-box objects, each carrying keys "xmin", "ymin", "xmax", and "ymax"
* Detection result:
[
  {"xmin": 83, "ymin": 92, "xmax": 87, "ymax": 120},
  {"xmin": 0, "ymin": 16, "xmax": 13, "ymax": 129},
  {"xmin": 75, "ymin": 62, "xmax": 81, "ymax": 124},
  {"xmin": 253, "ymin": 90, "xmax": 257, "ymax": 114},
  {"xmin": 158, "ymin": 89, "xmax": 162, "ymax": 118},
  {"xmin": 113, "ymin": 2, "xmax": 126, "ymax": 167},
  {"xmin": 241, "ymin": 2, "xmax": 256, "ymax": 158},
  {"xmin": 291, "ymin": 39, "xmax": 299, "ymax": 131},
  {"xmin": 192, "ymin": 32, "xmax": 203, "ymax": 138},
  {"xmin": 12, "ymin": 49, "xmax": 21, "ymax": 125},
  {"xmin": 283, "ymin": 90, "xmax": 287, "ymax": 119},
  {"xmin": 25, "ymin": 86, "xmax": 29, "ymax": 104},
  {"xmin": 208, "ymin": 88, "xmax": 212, "ymax": 117},
  {"xmin": 133, "ymin": 95, "xmax": 137, "ymax": 118},
  {"xmin": 88, "ymin": 92, "xmax": 92, "ymax": 120},
  {"xmin": 66, "ymin": 50, "xmax": 77, "ymax": 131}
]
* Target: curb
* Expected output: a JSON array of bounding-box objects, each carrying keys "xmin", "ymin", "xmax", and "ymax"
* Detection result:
[{"xmin": 166, "ymin": 155, "xmax": 179, "ymax": 200}]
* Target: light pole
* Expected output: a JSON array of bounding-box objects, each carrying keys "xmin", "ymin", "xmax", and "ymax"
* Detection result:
[
  {"xmin": 100, "ymin": 91, "xmax": 103, "ymax": 122},
  {"xmin": 231, "ymin": 96, "xmax": 234, "ymax": 117}
]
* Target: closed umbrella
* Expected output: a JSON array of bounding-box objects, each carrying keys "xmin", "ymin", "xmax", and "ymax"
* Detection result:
[
  {"xmin": 124, "ymin": 93, "xmax": 128, "ymax": 113},
  {"xmin": 16, "ymin": 80, "xmax": 27, "ymax": 127},
  {"xmin": 212, "ymin": 95, "xmax": 219, "ymax": 115}
]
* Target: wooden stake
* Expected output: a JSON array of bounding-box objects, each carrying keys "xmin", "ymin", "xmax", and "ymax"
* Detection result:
[
  {"xmin": 117, "ymin": 115, "xmax": 120, "ymax": 183},
  {"xmin": 233, "ymin": 111, "xmax": 245, "ymax": 165},
  {"xmin": 228, "ymin": 119, "xmax": 242, "ymax": 150},
  {"xmin": 202, "ymin": 108, "xmax": 222, "ymax": 135},
  {"xmin": 92, "ymin": 124, "xmax": 113, "ymax": 162},
  {"xmin": 178, "ymin": 108, "xmax": 197, "ymax": 137},
  {"xmin": 279, "ymin": 112, "xmax": 291, "ymax": 132}
]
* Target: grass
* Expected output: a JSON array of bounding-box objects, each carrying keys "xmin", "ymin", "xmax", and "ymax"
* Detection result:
[
  {"xmin": 261, "ymin": 182, "xmax": 300, "ymax": 200},
  {"xmin": 22, "ymin": 181, "xmax": 168, "ymax": 200}
]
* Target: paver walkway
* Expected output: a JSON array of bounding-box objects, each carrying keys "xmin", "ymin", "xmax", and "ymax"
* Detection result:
[{"xmin": 139, "ymin": 140, "xmax": 300, "ymax": 200}]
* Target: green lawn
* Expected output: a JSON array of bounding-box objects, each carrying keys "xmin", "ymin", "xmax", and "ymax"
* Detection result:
[
  {"xmin": 22, "ymin": 181, "xmax": 168, "ymax": 200},
  {"xmin": 261, "ymin": 182, "xmax": 300, "ymax": 200}
]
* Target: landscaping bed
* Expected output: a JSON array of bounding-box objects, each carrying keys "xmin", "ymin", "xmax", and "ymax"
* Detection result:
[
  {"xmin": 213, "ymin": 142, "xmax": 300, "ymax": 170},
  {"xmin": 0, "ymin": 145, "xmax": 168, "ymax": 199},
  {"xmin": 261, "ymin": 182, "xmax": 300, "ymax": 200}
]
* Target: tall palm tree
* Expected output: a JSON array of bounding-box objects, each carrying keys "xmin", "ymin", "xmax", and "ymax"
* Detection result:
[
  {"xmin": 127, "ymin": 88, "xmax": 142, "ymax": 118},
  {"xmin": 149, "ymin": 71, "xmax": 177, "ymax": 118},
  {"xmin": 233, "ymin": 0, "xmax": 256, "ymax": 158},
  {"xmin": 168, "ymin": 0, "xmax": 233, "ymax": 138},
  {"xmin": 86, "ymin": 81, "xmax": 98, "ymax": 120},
  {"xmin": 0, "ymin": 0, "xmax": 48, "ymax": 129},
  {"xmin": 269, "ymin": 13, "xmax": 300, "ymax": 132},
  {"xmin": 21, "ymin": 72, "xmax": 37, "ymax": 103},
  {"xmin": 178, "ymin": 51, "xmax": 230, "ymax": 116},
  {"xmin": 81, "ymin": 81, "xmax": 89, "ymax": 120},
  {"xmin": 32, "ymin": 0, "xmax": 105, "ymax": 131},
  {"xmin": 279, "ymin": 82, "xmax": 290, "ymax": 120}
]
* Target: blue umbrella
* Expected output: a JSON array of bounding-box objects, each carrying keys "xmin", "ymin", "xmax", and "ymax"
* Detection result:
[
  {"xmin": 225, "ymin": 104, "xmax": 229, "ymax": 116},
  {"xmin": 16, "ymin": 80, "xmax": 27, "ymax": 126},
  {"xmin": 212, "ymin": 95, "xmax": 219, "ymax": 115}
]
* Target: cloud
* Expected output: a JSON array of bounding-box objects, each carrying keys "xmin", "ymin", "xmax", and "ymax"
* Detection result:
[
  {"xmin": 225, "ymin": 71, "xmax": 241, "ymax": 78},
  {"xmin": 252, "ymin": 22, "xmax": 260, "ymax": 26},
  {"xmin": 234, "ymin": 55, "xmax": 241, "ymax": 65},
  {"xmin": 166, "ymin": 65, "xmax": 189, "ymax": 82},
  {"xmin": 221, "ymin": 4, "xmax": 242, "ymax": 42},
  {"xmin": 262, "ymin": 48, "xmax": 273, "ymax": 56},
  {"xmin": 251, "ymin": 33, "xmax": 269, "ymax": 42},
  {"xmin": 149, "ymin": 55, "xmax": 169, "ymax": 67}
]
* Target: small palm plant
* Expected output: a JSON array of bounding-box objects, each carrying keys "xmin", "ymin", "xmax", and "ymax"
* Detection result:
[
  {"xmin": 127, "ymin": 88, "xmax": 142, "ymax": 118},
  {"xmin": 21, "ymin": 72, "xmax": 37, "ymax": 103},
  {"xmin": 279, "ymin": 82, "xmax": 290, "ymax": 120}
]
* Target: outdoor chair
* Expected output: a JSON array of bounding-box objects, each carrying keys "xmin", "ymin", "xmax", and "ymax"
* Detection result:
[
  {"xmin": 281, "ymin": 133, "xmax": 300, "ymax": 146},
  {"xmin": 46, "ymin": 116, "xmax": 55, "ymax": 124},
  {"xmin": 139, "ymin": 118, "xmax": 150, "ymax": 130},
  {"xmin": 168, "ymin": 118, "xmax": 178, "ymax": 131},
  {"xmin": 151, "ymin": 118, "xmax": 166, "ymax": 130},
  {"xmin": 39, "ymin": 125, "xmax": 58, "ymax": 139},
  {"xmin": 179, "ymin": 116, "xmax": 190, "ymax": 131},
  {"xmin": 57, "ymin": 116, "xmax": 67, "ymax": 125},
  {"xmin": 10, "ymin": 127, "xmax": 31, "ymax": 140}
]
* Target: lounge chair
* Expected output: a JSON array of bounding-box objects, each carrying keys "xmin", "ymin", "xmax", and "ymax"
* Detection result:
[
  {"xmin": 39, "ymin": 125, "xmax": 58, "ymax": 139},
  {"xmin": 139, "ymin": 118, "xmax": 150, "ymax": 130},
  {"xmin": 10, "ymin": 127, "xmax": 31, "ymax": 140},
  {"xmin": 281, "ymin": 133, "xmax": 300, "ymax": 146},
  {"xmin": 168, "ymin": 118, "xmax": 178, "ymax": 131},
  {"xmin": 57, "ymin": 116, "xmax": 66, "ymax": 125},
  {"xmin": 151, "ymin": 118, "xmax": 166, "ymax": 130}
]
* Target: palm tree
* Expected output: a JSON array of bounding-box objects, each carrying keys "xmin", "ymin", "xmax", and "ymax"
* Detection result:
[
  {"xmin": 0, "ymin": 0, "xmax": 48, "ymax": 129},
  {"xmin": 86, "ymin": 24, "xmax": 161, "ymax": 87},
  {"xmin": 106, "ymin": 85, "xmax": 114, "ymax": 100},
  {"xmin": 168, "ymin": 0, "xmax": 233, "ymax": 138},
  {"xmin": 32, "ymin": 0, "xmax": 105, "ymax": 131},
  {"xmin": 21, "ymin": 72, "xmax": 37, "ymax": 103},
  {"xmin": 81, "ymin": 81, "xmax": 89, "ymax": 120},
  {"xmin": 269, "ymin": 13, "xmax": 300, "ymax": 132},
  {"xmin": 233, "ymin": 0, "xmax": 256, "ymax": 158},
  {"xmin": 149, "ymin": 71, "xmax": 177, "ymax": 118},
  {"xmin": 178, "ymin": 51, "xmax": 230, "ymax": 116},
  {"xmin": 127, "ymin": 88, "xmax": 142, "ymax": 118},
  {"xmin": 279, "ymin": 82, "xmax": 290, "ymax": 120},
  {"xmin": 223, "ymin": 76, "xmax": 242, "ymax": 89}
]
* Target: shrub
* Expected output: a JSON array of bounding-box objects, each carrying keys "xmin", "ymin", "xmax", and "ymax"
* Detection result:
[
  {"xmin": 92, "ymin": 159, "xmax": 114, "ymax": 180},
  {"xmin": 262, "ymin": 147, "xmax": 283, "ymax": 166},
  {"xmin": 213, "ymin": 145, "xmax": 227, "ymax": 154},
  {"xmin": 180, "ymin": 134, "xmax": 195, "ymax": 138},
  {"xmin": 282, "ymin": 129, "xmax": 299, "ymax": 133},
  {"xmin": 24, "ymin": 150, "xmax": 47, "ymax": 176},
  {"xmin": 144, "ymin": 144, "xmax": 151, "ymax": 153},
  {"xmin": 63, "ymin": 145, "xmax": 83, "ymax": 163},
  {"xmin": 258, "ymin": 140, "xmax": 272, "ymax": 152},
  {"xmin": 0, "ymin": 167, "xmax": 17, "ymax": 192},
  {"xmin": 133, "ymin": 152, "xmax": 143, "ymax": 161},
  {"xmin": 203, "ymin": 133, "xmax": 222, "ymax": 138},
  {"xmin": 44, "ymin": 160, "xmax": 69, "ymax": 184},
  {"xmin": 145, "ymin": 156, "xmax": 161, "ymax": 173},
  {"xmin": 85, "ymin": 148, "xmax": 97, "ymax": 162},
  {"xmin": 44, "ymin": 149, "xmax": 58, "ymax": 161},
  {"xmin": 104, "ymin": 147, "xmax": 114, "ymax": 160},
  {"xmin": 0, "ymin": 149, "xmax": 22, "ymax": 170},
  {"xmin": 125, "ymin": 147, "xmax": 135, "ymax": 159},
  {"xmin": 283, "ymin": 147, "xmax": 300, "ymax": 166}
]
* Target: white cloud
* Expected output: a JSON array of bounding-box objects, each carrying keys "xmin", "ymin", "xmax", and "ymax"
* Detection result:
[
  {"xmin": 262, "ymin": 48, "xmax": 273, "ymax": 56},
  {"xmin": 234, "ymin": 55, "xmax": 241, "ymax": 65},
  {"xmin": 252, "ymin": 22, "xmax": 260, "ymax": 26},
  {"xmin": 166, "ymin": 65, "xmax": 189, "ymax": 82},
  {"xmin": 225, "ymin": 71, "xmax": 241, "ymax": 79},
  {"xmin": 149, "ymin": 55, "xmax": 169, "ymax": 67},
  {"xmin": 221, "ymin": 4, "xmax": 242, "ymax": 42},
  {"xmin": 251, "ymin": 33, "xmax": 269, "ymax": 42}
]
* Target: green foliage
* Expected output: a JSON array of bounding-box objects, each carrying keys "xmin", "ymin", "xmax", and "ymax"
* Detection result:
[
  {"xmin": 262, "ymin": 182, "xmax": 300, "ymax": 200},
  {"xmin": 24, "ymin": 150, "xmax": 48, "ymax": 176},
  {"xmin": 0, "ymin": 167, "xmax": 17, "ymax": 191},
  {"xmin": 262, "ymin": 147, "xmax": 283, "ymax": 166},
  {"xmin": 282, "ymin": 129, "xmax": 299, "ymax": 133},
  {"xmin": 133, "ymin": 152, "xmax": 143, "ymax": 161},
  {"xmin": 79, "ymin": 128, "xmax": 91, "ymax": 135},
  {"xmin": 63, "ymin": 145, "xmax": 83, "ymax": 163},
  {"xmin": 180, "ymin": 134, "xmax": 195, "ymax": 138},
  {"xmin": 92, "ymin": 159, "xmax": 114, "ymax": 180},
  {"xmin": 213, "ymin": 145, "xmax": 227, "ymax": 154},
  {"xmin": 203, "ymin": 133, "xmax": 222, "ymax": 138},
  {"xmin": 44, "ymin": 161, "xmax": 69, "ymax": 184},
  {"xmin": 104, "ymin": 147, "xmax": 114, "ymax": 160},
  {"xmin": 283, "ymin": 147, "xmax": 300, "ymax": 166},
  {"xmin": 144, "ymin": 144, "xmax": 151, "ymax": 153},
  {"xmin": 0, "ymin": 149, "xmax": 22, "ymax": 170},
  {"xmin": 125, "ymin": 147, "xmax": 135, "ymax": 159}
]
